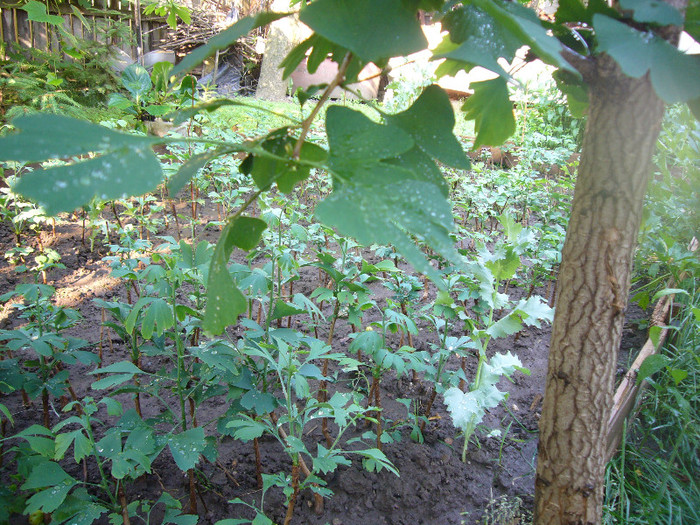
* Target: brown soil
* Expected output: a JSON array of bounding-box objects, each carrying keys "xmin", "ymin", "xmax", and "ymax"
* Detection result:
[{"xmin": 0, "ymin": 192, "xmax": 647, "ymax": 525}]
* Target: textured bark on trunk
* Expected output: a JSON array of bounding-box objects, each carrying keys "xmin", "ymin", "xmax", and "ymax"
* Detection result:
[{"xmin": 534, "ymin": 55, "xmax": 666, "ymax": 523}]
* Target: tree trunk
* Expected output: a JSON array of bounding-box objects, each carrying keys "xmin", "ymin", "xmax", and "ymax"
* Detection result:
[
  {"xmin": 534, "ymin": 55, "xmax": 666, "ymax": 523},
  {"xmin": 255, "ymin": 0, "xmax": 308, "ymax": 101}
]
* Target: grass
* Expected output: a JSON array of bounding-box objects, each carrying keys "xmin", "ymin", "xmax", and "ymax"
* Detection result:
[{"xmin": 603, "ymin": 283, "xmax": 700, "ymax": 524}]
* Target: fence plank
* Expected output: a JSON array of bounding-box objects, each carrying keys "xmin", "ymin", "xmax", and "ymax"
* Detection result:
[
  {"xmin": 15, "ymin": 9, "xmax": 30, "ymax": 48},
  {"xmin": 33, "ymin": 21, "xmax": 47, "ymax": 51}
]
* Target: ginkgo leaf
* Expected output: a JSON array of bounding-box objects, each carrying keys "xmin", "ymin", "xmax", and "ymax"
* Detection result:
[
  {"xmin": 462, "ymin": 77, "xmax": 515, "ymax": 148},
  {"xmin": 385, "ymin": 85, "xmax": 470, "ymax": 169},
  {"xmin": 1, "ymin": 115, "xmax": 162, "ymax": 215},
  {"xmin": 300, "ymin": 0, "xmax": 427, "ymax": 63}
]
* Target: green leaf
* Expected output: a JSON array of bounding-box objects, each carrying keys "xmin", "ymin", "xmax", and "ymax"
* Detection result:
[
  {"xmin": 226, "ymin": 418, "xmax": 268, "ymax": 441},
  {"xmin": 151, "ymin": 61, "xmax": 174, "ymax": 92},
  {"xmin": 357, "ymin": 448, "xmax": 399, "ymax": 476},
  {"xmin": 91, "ymin": 373, "xmax": 136, "ymax": 390},
  {"xmin": 556, "ymin": 0, "xmax": 618, "ymax": 25},
  {"xmin": 462, "ymin": 77, "xmax": 515, "ymax": 148},
  {"xmin": 513, "ymin": 296, "xmax": 555, "ymax": 327},
  {"xmin": 553, "ymin": 69, "xmax": 589, "ymax": 118},
  {"xmin": 651, "ymin": 287, "xmax": 689, "ymax": 303},
  {"xmin": 483, "ymin": 246, "xmax": 520, "ymax": 282},
  {"xmin": 141, "ymin": 298, "xmax": 175, "ymax": 339},
  {"xmin": 21, "ymin": 1, "xmax": 64, "ymax": 25},
  {"xmin": 437, "ymin": 4, "xmax": 521, "ymax": 79},
  {"xmin": 314, "ymin": 444, "xmax": 351, "ymax": 474},
  {"xmin": 487, "ymin": 352, "xmax": 523, "ymax": 378},
  {"xmin": 669, "ymin": 368, "xmax": 688, "ymax": 385},
  {"xmin": 300, "ymin": 0, "xmax": 427, "ymax": 62},
  {"xmin": 22, "ymin": 461, "xmax": 74, "ymax": 490},
  {"xmin": 637, "ymin": 354, "xmax": 670, "ymax": 384},
  {"xmin": 649, "ymin": 325, "xmax": 663, "ymax": 348},
  {"xmin": 230, "ymin": 216, "xmax": 268, "ymax": 251},
  {"xmin": 121, "ymin": 64, "xmax": 152, "ymax": 100},
  {"xmin": 486, "ymin": 313, "xmax": 523, "ymax": 338},
  {"xmin": 316, "ymin": 178, "xmax": 459, "ymax": 284},
  {"xmin": 284, "ymin": 435, "xmax": 308, "ymax": 455},
  {"xmin": 385, "ymin": 85, "xmax": 470, "ymax": 169},
  {"xmin": 594, "ymin": 14, "xmax": 700, "ymax": 104},
  {"xmin": 270, "ymin": 299, "xmax": 306, "ymax": 320},
  {"xmin": 168, "ymin": 427, "xmax": 206, "ymax": 471},
  {"xmin": 0, "ymin": 114, "xmax": 157, "ymax": 163},
  {"xmin": 619, "ymin": 0, "xmax": 683, "ymax": 25},
  {"xmin": 240, "ymin": 389, "xmax": 277, "ymax": 415},
  {"xmin": 476, "ymin": 0, "xmax": 577, "ymax": 73},
  {"xmin": 252, "ymin": 514, "xmax": 275, "ymax": 525},
  {"xmin": 326, "ymin": 106, "xmax": 413, "ymax": 164},
  {"xmin": 242, "ymin": 130, "xmax": 327, "ymax": 193},
  {"xmin": 96, "ymin": 431, "xmax": 122, "ymax": 460},
  {"xmin": 24, "ymin": 479, "xmax": 76, "ymax": 514},
  {"xmin": 3, "ymin": 116, "xmax": 162, "ymax": 215},
  {"xmin": 92, "ymin": 361, "xmax": 145, "ymax": 376},
  {"xmin": 171, "ymin": 13, "xmax": 287, "ymax": 78},
  {"xmin": 203, "ymin": 217, "xmax": 266, "ymax": 334},
  {"xmin": 444, "ymin": 387, "xmax": 484, "ymax": 430}
]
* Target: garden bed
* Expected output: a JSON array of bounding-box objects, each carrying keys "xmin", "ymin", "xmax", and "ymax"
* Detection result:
[{"xmin": 0, "ymin": 165, "xmax": 648, "ymax": 524}]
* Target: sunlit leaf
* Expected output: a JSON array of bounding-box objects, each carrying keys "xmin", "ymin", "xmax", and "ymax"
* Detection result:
[
  {"xmin": 462, "ymin": 77, "xmax": 515, "ymax": 148},
  {"xmin": 385, "ymin": 85, "xmax": 470, "ymax": 170},
  {"xmin": 300, "ymin": 0, "xmax": 427, "ymax": 62},
  {"xmin": 1, "ymin": 115, "xmax": 161, "ymax": 215}
]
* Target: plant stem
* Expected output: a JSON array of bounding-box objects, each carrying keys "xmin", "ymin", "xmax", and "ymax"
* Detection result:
[
  {"xmin": 283, "ymin": 462, "xmax": 300, "ymax": 525},
  {"xmin": 292, "ymin": 53, "xmax": 353, "ymax": 159},
  {"xmin": 118, "ymin": 482, "xmax": 131, "ymax": 525},
  {"xmin": 253, "ymin": 437, "xmax": 263, "ymax": 489}
]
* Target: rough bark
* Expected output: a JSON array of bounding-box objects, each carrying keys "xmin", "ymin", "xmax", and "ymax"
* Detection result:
[
  {"xmin": 255, "ymin": 0, "xmax": 308, "ymax": 101},
  {"xmin": 534, "ymin": 54, "xmax": 666, "ymax": 523}
]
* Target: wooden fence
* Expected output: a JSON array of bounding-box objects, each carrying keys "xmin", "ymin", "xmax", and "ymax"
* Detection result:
[{"xmin": 0, "ymin": 0, "xmax": 169, "ymax": 61}]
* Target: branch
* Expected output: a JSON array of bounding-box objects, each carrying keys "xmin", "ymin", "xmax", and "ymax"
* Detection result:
[
  {"xmin": 292, "ymin": 52, "xmax": 354, "ymax": 159},
  {"xmin": 560, "ymin": 44, "xmax": 597, "ymax": 80}
]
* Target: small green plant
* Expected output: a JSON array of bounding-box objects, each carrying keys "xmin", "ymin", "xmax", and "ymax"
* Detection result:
[
  {"xmin": 0, "ymin": 284, "xmax": 96, "ymax": 428},
  {"xmin": 227, "ymin": 332, "xmax": 395, "ymax": 524}
]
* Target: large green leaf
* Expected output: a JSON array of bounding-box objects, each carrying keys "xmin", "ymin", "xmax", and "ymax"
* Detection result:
[
  {"xmin": 1, "ymin": 115, "xmax": 162, "ymax": 215},
  {"xmin": 385, "ymin": 85, "xmax": 470, "ymax": 169},
  {"xmin": 315, "ymin": 177, "xmax": 460, "ymax": 283},
  {"xmin": 227, "ymin": 418, "xmax": 268, "ymax": 441},
  {"xmin": 240, "ymin": 389, "xmax": 277, "ymax": 415},
  {"xmin": 436, "ymin": 4, "xmax": 521, "ymax": 79},
  {"xmin": 383, "ymin": 146, "xmax": 449, "ymax": 197},
  {"xmin": 476, "ymin": 0, "xmax": 577, "ymax": 74},
  {"xmin": 121, "ymin": 64, "xmax": 152, "ymax": 100},
  {"xmin": 619, "ymin": 0, "xmax": 683, "ymax": 25},
  {"xmin": 299, "ymin": 0, "xmax": 427, "ymax": 63},
  {"xmin": 687, "ymin": 0, "xmax": 700, "ymax": 43},
  {"xmin": 170, "ymin": 12, "xmax": 287, "ymax": 78},
  {"xmin": 21, "ymin": 1, "xmax": 64, "ymax": 25},
  {"xmin": 0, "ymin": 114, "xmax": 157, "ymax": 163},
  {"xmin": 22, "ymin": 461, "xmax": 74, "ymax": 489},
  {"xmin": 168, "ymin": 427, "xmax": 206, "ymax": 471},
  {"xmin": 594, "ymin": 14, "xmax": 700, "ymax": 104},
  {"xmin": 555, "ymin": 0, "xmax": 619, "ymax": 25},
  {"xmin": 24, "ymin": 480, "xmax": 76, "ymax": 514},
  {"xmin": 326, "ymin": 106, "xmax": 413, "ymax": 164},
  {"xmin": 461, "ymin": 77, "xmax": 515, "ymax": 148},
  {"xmin": 203, "ymin": 217, "xmax": 267, "ymax": 334}
]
